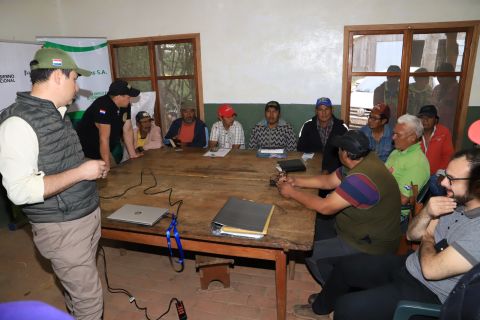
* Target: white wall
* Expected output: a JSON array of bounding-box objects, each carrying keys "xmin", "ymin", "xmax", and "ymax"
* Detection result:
[{"xmin": 1, "ymin": 0, "xmax": 479, "ymax": 105}]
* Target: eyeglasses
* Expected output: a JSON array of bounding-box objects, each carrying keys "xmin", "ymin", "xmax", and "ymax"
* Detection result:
[
  {"xmin": 368, "ymin": 115, "xmax": 382, "ymax": 121},
  {"xmin": 440, "ymin": 172, "xmax": 470, "ymax": 185}
]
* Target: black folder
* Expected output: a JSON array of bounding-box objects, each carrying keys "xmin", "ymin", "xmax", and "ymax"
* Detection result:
[
  {"xmin": 277, "ymin": 159, "xmax": 306, "ymax": 172},
  {"xmin": 211, "ymin": 197, "xmax": 274, "ymax": 238}
]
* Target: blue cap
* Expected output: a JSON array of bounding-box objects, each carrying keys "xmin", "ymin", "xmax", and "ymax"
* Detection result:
[{"xmin": 316, "ymin": 97, "xmax": 332, "ymax": 108}]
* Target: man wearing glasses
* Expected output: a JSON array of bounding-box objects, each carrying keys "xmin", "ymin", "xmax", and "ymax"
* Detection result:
[
  {"xmin": 300, "ymin": 149, "xmax": 480, "ymax": 320},
  {"xmin": 360, "ymin": 103, "xmax": 393, "ymax": 162}
]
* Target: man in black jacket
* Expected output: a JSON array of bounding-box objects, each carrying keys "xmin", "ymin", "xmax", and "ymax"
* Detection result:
[{"xmin": 297, "ymin": 97, "xmax": 348, "ymax": 174}]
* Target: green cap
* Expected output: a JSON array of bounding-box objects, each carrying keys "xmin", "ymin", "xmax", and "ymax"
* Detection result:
[{"xmin": 30, "ymin": 47, "xmax": 92, "ymax": 77}]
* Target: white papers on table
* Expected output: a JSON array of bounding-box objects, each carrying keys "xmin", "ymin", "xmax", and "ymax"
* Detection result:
[
  {"xmin": 203, "ymin": 148, "xmax": 231, "ymax": 157},
  {"xmin": 259, "ymin": 148, "xmax": 285, "ymax": 154},
  {"xmin": 302, "ymin": 153, "xmax": 315, "ymax": 161}
]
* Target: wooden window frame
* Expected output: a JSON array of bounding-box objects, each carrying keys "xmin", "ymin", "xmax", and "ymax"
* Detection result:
[
  {"xmin": 341, "ymin": 21, "xmax": 480, "ymax": 148},
  {"xmin": 108, "ymin": 33, "xmax": 204, "ymax": 129}
]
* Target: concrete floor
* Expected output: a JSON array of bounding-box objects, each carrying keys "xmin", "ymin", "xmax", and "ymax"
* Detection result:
[{"xmin": 0, "ymin": 226, "xmax": 321, "ymax": 320}]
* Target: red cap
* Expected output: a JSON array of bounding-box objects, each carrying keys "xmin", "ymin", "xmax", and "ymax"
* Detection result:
[
  {"xmin": 218, "ymin": 104, "xmax": 236, "ymax": 117},
  {"xmin": 468, "ymin": 120, "xmax": 480, "ymax": 145}
]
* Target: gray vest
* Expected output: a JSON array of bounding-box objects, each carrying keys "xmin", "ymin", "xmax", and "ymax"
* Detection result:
[{"xmin": 0, "ymin": 92, "xmax": 99, "ymax": 223}]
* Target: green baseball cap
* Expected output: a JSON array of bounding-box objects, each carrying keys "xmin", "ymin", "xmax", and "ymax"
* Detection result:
[{"xmin": 30, "ymin": 47, "xmax": 92, "ymax": 77}]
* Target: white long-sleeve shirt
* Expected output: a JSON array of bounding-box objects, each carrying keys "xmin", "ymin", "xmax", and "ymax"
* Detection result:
[{"xmin": 0, "ymin": 106, "xmax": 67, "ymax": 205}]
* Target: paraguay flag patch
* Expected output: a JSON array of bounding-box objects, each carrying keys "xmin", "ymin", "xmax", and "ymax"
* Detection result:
[
  {"xmin": 52, "ymin": 59, "xmax": 62, "ymax": 67},
  {"xmin": 99, "ymin": 109, "xmax": 106, "ymax": 115}
]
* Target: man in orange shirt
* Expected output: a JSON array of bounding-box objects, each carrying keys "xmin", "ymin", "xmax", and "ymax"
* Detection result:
[
  {"xmin": 418, "ymin": 105, "xmax": 454, "ymax": 196},
  {"xmin": 418, "ymin": 105, "xmax": 454, "ymax": 175},
  {"xmin": 164, "ymin": 102, "xmax": 207, "ymax": 147}
]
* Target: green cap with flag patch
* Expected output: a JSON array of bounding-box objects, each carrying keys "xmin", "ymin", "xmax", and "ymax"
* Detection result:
[{"xmin": 30, "ymin": 47, "xmax": 92, "ymax": 77}]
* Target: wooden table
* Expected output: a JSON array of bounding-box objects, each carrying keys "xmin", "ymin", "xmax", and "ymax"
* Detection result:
[{"xmin": 98, "ymin": 148, "xmax": 319, "ymax": 320}]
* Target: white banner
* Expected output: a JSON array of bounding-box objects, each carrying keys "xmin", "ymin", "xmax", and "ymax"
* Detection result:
[
  {"xmin": 0, "ymin": 41, "xmax": 42, "ymax": 111},
  {"xmin": 36, "ymin": 37, "xmax": 112, "ymax": 112}
]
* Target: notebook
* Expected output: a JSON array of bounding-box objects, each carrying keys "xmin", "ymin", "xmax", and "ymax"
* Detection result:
[
  {"xmin": 277, "ymin": 159, "xmax": 306, "ymax": 172},
  {"xmin": 211, "ymin": 197, "xmax": 275, "ymax": 239},
  {"xmin": 107, "ymin": 204, "xmax": 168, "ymax": 226}
]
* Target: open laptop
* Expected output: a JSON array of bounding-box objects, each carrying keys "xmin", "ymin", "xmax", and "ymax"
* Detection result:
[{"xmin": 107, "ymin": 204, "xmax": 168, "ymax": 226}]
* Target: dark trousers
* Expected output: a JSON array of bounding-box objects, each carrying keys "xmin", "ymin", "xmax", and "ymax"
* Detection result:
[{"xmin": 312, "ymin": 253, "xmax": 441, "ymax": 320}]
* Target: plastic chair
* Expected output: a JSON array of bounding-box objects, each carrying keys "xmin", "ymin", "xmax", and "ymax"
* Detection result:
[{"xmin": 393, "ymin": 263, "xmax": 480, "ymax": 320}]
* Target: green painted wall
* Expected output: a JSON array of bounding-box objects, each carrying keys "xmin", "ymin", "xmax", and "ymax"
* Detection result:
[{"xmin": 67, "ymin": 104, "xmax": 479, "ymax": 149}]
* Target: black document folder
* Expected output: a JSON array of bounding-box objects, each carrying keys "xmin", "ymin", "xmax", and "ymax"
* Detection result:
[
  {"xmin": 277, "ymin": 159, "xmax": 306, "ymax": 172},
  {"xmin": 211, "ymin": 197, "xmax": 274, "ymax": 238}
]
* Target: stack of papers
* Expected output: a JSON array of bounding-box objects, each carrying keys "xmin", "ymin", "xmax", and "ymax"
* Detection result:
[
  {"xmin": 211, "ymin": 197, "xmax": 275, "ymax": 239},
  {"xmin": 203, "ymin": 148, "xmax": 231, "ymax": 157},
  {"xmin": 256, "ymin": 148, "xmax": 287, "ymax": 159}
]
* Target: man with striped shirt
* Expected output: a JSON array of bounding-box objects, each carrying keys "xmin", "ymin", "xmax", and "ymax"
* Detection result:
[{"xmin": 277, "ymin": 130, "xmax": 401, "ymax": 318}]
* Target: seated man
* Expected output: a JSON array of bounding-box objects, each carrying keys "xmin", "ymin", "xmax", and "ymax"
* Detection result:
[
  {"xmin": 277, "ymin": 130, "xmax": 401, "ymax": 286},
  {"xmin": 209, "ymin": 104, "xmax": 245, "ymax": 149},
  {"xmin": 133, "ymin": 111, "xmax": 162, "ymax": 152},
  {"xmin": 296, "ymin": 149, "xmax": 480, "ymax": 320},
  {"xmin": 359, "ymin": 103, "xmax": 393, "ymax": 162},
  {"xmin": 164, "ymin": 102, "xmax": 206, "ymax": 147},
  {"xmin": 76, "ymin": 80, "xmax": 141, "ymax": 171},
  {"xmin": 248, "ymin": 100, "xmax": 297, "ymax": 151},
  {"xmin": 418, "ymin": 105, "xmax": 454, "ymax": 196},
  {"xmin": 386, "ymin": 114, "xmax": 430, "ymax": 226},
  {"xmin": 297, "ymin": 97, "xmax": 348, "ymax": 174}
]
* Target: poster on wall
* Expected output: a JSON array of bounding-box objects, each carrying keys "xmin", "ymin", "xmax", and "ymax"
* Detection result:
[
  {"xmin": 0, "ymin": 41, "xmax": 42, "ymax": 111},
  {"xmin": 36, "ymin": 37, "xmax": 112, "ymax": 113}
]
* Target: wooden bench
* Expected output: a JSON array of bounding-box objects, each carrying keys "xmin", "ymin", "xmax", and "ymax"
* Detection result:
[{"xmin": 195, "ymin": 255, "xmax": 234, "ymax": 290}]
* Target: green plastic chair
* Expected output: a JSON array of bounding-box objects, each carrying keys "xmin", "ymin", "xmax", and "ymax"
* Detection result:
[{"xmin": 392, "ymin": 300, "xmax": 440, "ymax": 320}]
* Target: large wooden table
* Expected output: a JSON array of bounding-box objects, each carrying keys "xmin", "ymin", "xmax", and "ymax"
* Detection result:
[{"xmin": 98, "ymin": 148, "xmax": 319, "ymax": 320}]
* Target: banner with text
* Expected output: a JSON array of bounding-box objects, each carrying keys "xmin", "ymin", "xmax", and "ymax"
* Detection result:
[
  {"xmin": 37, "ymin": 37, "xmax": 112, "ymax": 112},
  {"xmin": 0, "ymin": 41, "xmax": 42, "ymax": 111}
]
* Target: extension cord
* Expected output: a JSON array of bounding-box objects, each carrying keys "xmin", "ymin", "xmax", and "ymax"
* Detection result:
[{"xmin": 175, "ymin": 300, "xmax": 187, "ymax": 320}]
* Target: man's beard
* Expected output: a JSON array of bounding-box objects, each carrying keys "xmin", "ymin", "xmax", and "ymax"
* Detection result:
[
  {"xmin": 452, "ymin": 191, "xmax": 472, "ymax": 205},
  {"xmin": 183, "ymin": 118, "xmax": 194, "ymax": 124}
]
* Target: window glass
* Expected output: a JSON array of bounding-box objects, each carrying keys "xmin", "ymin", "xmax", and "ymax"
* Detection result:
[
  {"xmin": 114, "ymin": 46, "xmax": 150, "ymax": 77},
  {"xmin": 155, "ymin": 42, "xmax": 194, "ymax": 76},
  {"xmin": 352, "ymin": 34, "xmax": 403, "ymax": 72},
  {"xmin": 157, "ymin": 79, "xmax": 196, "ymax": 132},
  {"xmin": 349, "ymin": 76, "xmax": 399, "ymax": 128},
  {"xmin": 411, "ymin": 32, "xmax": 465, "ymax": 72}
]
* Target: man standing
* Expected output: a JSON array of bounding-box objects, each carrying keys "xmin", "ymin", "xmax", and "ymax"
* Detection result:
[
  {"xmin": 164, "ymin": 102, "xmax": 206, "ymax": 147},
  {"xmin": 278, "ymin": 131, "xmax": 401, "ymax": 288},
  {"xmin": 374, "ymin": 65, "xmax": 400, "ymax": 124},
  {"xmin": 133, "ymin": 111, "xmax": 163, "ymax": 152},
  {"xmin": 300, "ymin": 149, "xmax": 480, "ymax": 320},
  {"xmin": 432, "ymin": 62, "xmax": 459, "ymax": 133},
  {"xmin": 297, "ymin": 97, "xmax": 348, "ymax": 174},
  {"xmin": 209, "ymin": 104, "xmax": 245, "ymax": 149},
  {"xmin": 76, "ymin": 80, "xmax": 141, "ymax": 171},
  {"xmin": 359, "ymin": 103, "xmax": 393, "ymax": 162},
  {"xmin": 248, "ymin": 100, "xmax": 297, "ymax": 151},
  {"xmin": 0, "ymin": 48, "xmax": 106, "ymax": 319}
]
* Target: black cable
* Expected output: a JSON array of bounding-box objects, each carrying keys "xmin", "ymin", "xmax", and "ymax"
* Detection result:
[
  {"xmin": 100, "ymin": 169, "xmax": 185, "ymax": 272},
  {"xmin": 99, "ymin": 246, "xmax": 184, "ymax": 319}
]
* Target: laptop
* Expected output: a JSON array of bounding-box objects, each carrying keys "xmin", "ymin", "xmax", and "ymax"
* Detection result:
[{"xmin": 107, "ymin": 204, "xmax": 168, "ymax": 226}]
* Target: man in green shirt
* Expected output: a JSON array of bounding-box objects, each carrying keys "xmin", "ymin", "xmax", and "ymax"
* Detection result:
[{"xmin": 386, "ymin": 114, "xmax": 430, "ymax": 224}]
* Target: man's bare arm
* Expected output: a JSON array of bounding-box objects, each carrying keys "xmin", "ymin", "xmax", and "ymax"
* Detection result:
[
  {"xmin": 419, "ymin": 228, "xmax": 473, "ymax": 280},
  {"xmin": 96, "ymin": 123, "xmax": 111, "ymax": 170},
  {"xmin": 407, "ymin": 196, "xmax": 456, "ymax": 241},
  {"xmin": 287, "ymin": 170, "xmax": 341, "ymax": 190}
]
